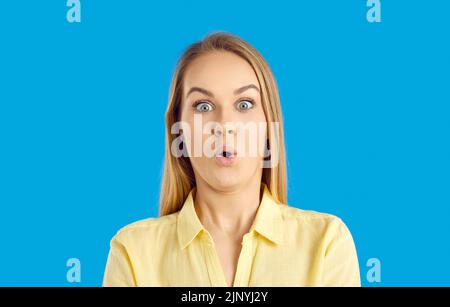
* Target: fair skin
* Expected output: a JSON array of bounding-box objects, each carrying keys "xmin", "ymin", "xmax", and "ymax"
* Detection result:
[{"xmin": 180, "ymin": 51, "xmax": 268, "ymax": 286}]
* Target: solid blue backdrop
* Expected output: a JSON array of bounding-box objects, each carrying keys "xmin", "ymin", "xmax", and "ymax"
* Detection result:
[{"xmin": 0, "ymin": 0, "xmax": 449, "ymax": 286}]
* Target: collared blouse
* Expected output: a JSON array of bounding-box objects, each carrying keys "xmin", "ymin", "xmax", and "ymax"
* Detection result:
[{"xmin": 103, "ymin": 183, "xmax": 360, "ymax": 286}]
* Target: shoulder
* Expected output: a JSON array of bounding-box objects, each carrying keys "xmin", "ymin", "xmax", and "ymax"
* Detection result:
[
  {"xmin": 110, "ymin": 212, "xmax": 179, "ymax": 246},
  {"xmin": 278, "ymin": 204, "xmax": 353, "ymax": 239}
]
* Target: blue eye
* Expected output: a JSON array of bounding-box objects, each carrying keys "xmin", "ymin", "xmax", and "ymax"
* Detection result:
[
  {"xmin": 194, "ymin": 101, "xmax": 214, "ymax": 113},
  {"xmin": 236, "ymin": 99, "xmax": 254, "ymax": 111}
]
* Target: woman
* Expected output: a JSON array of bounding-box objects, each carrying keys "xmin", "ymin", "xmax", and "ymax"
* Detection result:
[{"xmin": 103, "ymin": 32, "xmax": 361, "ymax": 287}]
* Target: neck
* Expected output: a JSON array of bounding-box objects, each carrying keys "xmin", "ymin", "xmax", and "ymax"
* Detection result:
[{"xmin": 193, "ymin": 176, "xmax": 263, "ymax": 238}]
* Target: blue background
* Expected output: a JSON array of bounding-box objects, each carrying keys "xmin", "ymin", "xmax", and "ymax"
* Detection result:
[{"xmin": 0, "ymin": 0, "xmax": 449, "ymax": 286}]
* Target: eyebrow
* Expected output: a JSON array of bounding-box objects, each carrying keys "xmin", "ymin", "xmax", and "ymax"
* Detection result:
[
  {"xmin": 186, "ymin": 87, "xmax": 214, "ymax": 98},
  {"xmin": 234, "ymin": 84, "xmax": 260, "ymax": 95},
  {"xmin": 185, "ymin": 84, "xmax": 260, "ymax": 99}
]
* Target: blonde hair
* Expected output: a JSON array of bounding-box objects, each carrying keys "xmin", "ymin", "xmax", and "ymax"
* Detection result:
[{"xmin": 159, "ymin": 32, "xmax": 287, "ymax": 216}]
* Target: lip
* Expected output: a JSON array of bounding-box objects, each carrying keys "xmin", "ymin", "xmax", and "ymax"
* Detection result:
[{"xmin": 215, "ymin": 145, "xmax": 238, "ymax": 166}]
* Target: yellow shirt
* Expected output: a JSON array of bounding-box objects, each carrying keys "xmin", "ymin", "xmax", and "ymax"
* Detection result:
[{"xmin": 103, "ymin": 184, "xmax": 361, "ymax": 286}]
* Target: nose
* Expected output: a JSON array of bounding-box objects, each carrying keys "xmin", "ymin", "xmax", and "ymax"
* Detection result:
[
  {"xmin": 212, "ymin": 124, "xmax": 237, "ymax": 137},
  {"xmin": 210, "ymin": 106, "xmax": 239, "ymax": 137}
]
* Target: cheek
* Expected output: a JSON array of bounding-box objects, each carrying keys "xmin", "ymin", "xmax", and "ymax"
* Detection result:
[
  {"xmin": 245, "ymin": 129, "xmax": 267, "ymax": 161},
  {"xmin": 239, "ymin": 118, "xmax": 268, "ymax": 159}
]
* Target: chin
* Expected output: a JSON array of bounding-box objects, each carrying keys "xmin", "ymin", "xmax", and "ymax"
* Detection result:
[{"xmin": 210, "ymin": 173, "xmax": 240, "ymax": 190}]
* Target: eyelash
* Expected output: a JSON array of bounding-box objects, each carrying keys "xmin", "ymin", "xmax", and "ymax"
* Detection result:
[{"xmin": 192, "ymin": 98, "xmax": 256, "ymax": 113}]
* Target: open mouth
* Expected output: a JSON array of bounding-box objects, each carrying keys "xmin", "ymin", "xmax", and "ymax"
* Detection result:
[
  {"xmin": 216, "ymin": 150, "xmax": 235, "ymax": 158},
  {"xmin": 215, "ymin": 146, "xmax": 237, "ymax": 166}
]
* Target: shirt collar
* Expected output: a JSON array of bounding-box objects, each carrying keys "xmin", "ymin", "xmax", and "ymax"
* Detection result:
[{"xmin": 177, "ymin": 183, "xmax": 283, "ymax": 249}]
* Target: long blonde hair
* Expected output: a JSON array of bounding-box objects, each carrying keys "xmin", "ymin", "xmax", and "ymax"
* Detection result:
[{"xmin": 159, "ymin": 32, "xmax": 287, "ymax": 216}]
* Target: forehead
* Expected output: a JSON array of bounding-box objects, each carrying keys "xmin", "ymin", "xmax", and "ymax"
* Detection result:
[{"xmin": 183, "ymin": 51, "xmax": 260, "ymax": 96}]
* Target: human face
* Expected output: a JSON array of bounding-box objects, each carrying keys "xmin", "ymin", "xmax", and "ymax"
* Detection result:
[{"xmin": 179, "ymin": 51, "xmax": 268, "ymax": 191}]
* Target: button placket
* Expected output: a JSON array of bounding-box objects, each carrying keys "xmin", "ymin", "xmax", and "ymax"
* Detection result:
[
  {"xmin": 201, "ymin": 230, "xmax": 228, "ymax": 287},
  {"xmin": 233, "ymin": 232, "xmax": 256, "ymax": 287}
]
